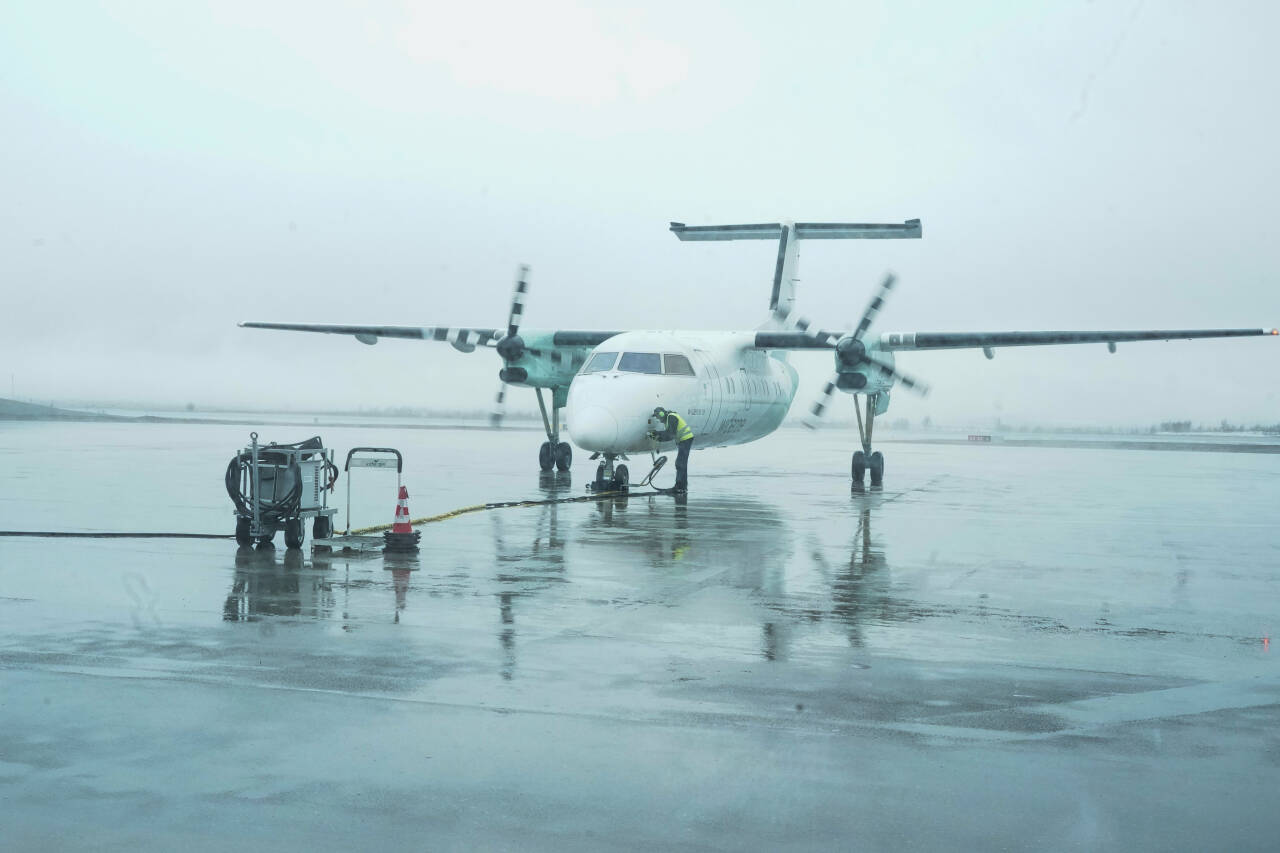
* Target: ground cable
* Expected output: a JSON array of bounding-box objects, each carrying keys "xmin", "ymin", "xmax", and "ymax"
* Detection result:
[{"xmin": 0, "ymin": 531, "xmax": 233, "ymax": 539}]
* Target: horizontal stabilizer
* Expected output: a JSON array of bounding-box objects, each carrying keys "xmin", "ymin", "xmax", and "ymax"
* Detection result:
[{"xmin": 669, "ymin": 220, "xmax": 921, "ymax": 241}]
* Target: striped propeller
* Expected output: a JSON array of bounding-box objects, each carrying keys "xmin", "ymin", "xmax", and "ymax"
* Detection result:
[
  {"xmin": 496, "ymin": 265, "xmax": 531, "ymax": 363},
  {"xmin": 490, "ymin": 382, "xmax": 509, "ymax": 427},
  {"xmin": 802, "ymin": 272, "xmax": 929, "ymax": 429},
  {"xmin": 492, "ymin": 265, "xmax": 531, "ymax": 427}
]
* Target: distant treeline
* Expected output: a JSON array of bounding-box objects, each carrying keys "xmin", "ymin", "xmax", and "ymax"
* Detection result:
[{"xmin": 1156, "ymin": 420, "xmax": 1280, "ymax": 434}]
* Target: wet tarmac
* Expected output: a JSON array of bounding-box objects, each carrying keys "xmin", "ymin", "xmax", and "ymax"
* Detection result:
[{"xmin": 2, "ymin": 421, "xmax": 1279, "ymax": 850}]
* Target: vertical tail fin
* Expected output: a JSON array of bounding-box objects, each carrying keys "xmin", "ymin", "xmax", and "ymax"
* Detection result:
[{"xmin": 770, "ymin": 221, "xmax": 800, "ymax": 319}]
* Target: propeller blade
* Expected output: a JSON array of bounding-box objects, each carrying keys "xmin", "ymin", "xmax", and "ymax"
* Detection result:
[
  {"xmin": 786, "ymin": 313, "xmax": 844, "ymax": 346},
  {"xmin": 803, "ymin": 372, "xmax": 841, "ymax": 429},
  {"xmin": 506, "ymin": 264, "xmax": 530, "ymax": 339},
  {"xmin": 865, "ymin": 356, "xmax": 930, "ymax": 396},
  {"xmin": 852, "ymin": 272, "xmax": 896, "ymax": 341},
  {"xmin": 490, "ymin": 381, "xmax": 509, "ymax": 427}
]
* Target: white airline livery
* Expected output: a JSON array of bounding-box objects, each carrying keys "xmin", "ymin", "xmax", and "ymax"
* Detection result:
[{"xmin": 242, "ymin": 219, "xmax": 1276, "ymax": 490}]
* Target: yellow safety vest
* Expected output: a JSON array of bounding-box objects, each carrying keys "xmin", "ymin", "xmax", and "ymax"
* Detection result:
[{"xmin": 671, "ymin": 412, "xmax": 694, "ymax": 442}]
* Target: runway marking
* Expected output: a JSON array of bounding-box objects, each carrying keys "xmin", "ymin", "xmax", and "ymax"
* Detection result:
[
  {"xmin": 11, "ymin": 647, "xmax": 1276, "ymax": 747},
  {"xmin": 927, "ymin": 675, "xmax": 1280, "ymax": 741}
]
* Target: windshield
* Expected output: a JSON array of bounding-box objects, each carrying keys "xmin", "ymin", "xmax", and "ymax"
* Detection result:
[
  {"xmin": 663, "ymin": 354, "xmax": 695, "ymax": 376},
  {"xmin": 582, "ymin": 351, "xmax": 618, "ymax": 373},
  {"xmin": 618, "ymin": 352, "xmax": 662, "ymax": 374}
]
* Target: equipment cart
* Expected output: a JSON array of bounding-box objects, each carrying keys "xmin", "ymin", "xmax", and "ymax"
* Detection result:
[{"xmin": 227, "ymin": 433, "xmax": 339, "ymax": 548}]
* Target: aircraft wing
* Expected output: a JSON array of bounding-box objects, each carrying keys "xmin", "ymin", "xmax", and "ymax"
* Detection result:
[
  {"xmin": 752, "ymin": 327, "xmax": 1277, "ymax": 351},
  {"xmin": 239, "ymin": 322, "xmax": 503, "ymax": 352},
  {"xmin": 876, "ymin": 327, "xmax": 1277, "ymax": 352}
]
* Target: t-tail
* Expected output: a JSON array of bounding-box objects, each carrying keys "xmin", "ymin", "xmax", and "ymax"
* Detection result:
[{"xmin": 668, "ymin": 218, "xmax": 921, "ymax": 328}]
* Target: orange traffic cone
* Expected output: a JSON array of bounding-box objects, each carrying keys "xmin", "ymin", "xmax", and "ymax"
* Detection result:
[
  {"xmin": 384, "ymin": 485, "xmax": 421, "ymax": 553},
  {"xmin": 392, "ymin": 486, "xmax": 413, "ymax": 534}
]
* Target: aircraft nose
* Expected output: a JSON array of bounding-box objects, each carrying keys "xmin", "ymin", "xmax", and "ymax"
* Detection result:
[{"xmin": 569, "ymin": 406, "xmax": 618, "ymax": 450}]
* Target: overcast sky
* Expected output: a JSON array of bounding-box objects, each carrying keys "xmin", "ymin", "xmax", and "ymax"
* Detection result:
[{"xmin": 2, "ymin": 0, "xmax": 1277, "ymax": 426}]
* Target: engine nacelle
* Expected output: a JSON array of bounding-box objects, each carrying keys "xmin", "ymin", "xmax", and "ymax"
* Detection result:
[
  {"xmin": 832, "ymin": 335, "xmax": 895, "ymax": 398},
  {"xmin": 836, "ymin": 372, "xmax": 867, "ymax": 390}
]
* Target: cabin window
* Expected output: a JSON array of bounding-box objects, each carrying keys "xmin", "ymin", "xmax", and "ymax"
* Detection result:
[
  {"xmin": 583, "ymin": 351, "xmax": 618, "ymax": 374},
  {"xmin": 663, "ymin": 354, "xmax": 695, "ymax": 376},
  {"xmin": 618, "ymin": 352, "xmax": 662, "ymax": 374}
]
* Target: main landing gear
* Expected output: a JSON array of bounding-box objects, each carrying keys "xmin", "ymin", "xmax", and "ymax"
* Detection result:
[
  {"xmin": 851, "ymin": 392, "xmax": 885, "ymax": 488},
  {"xmin": 534, "ymin": 388, "xmax": 572, "ymax": 472}
]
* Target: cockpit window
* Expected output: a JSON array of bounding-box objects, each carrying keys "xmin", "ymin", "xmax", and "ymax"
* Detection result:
[
  {"xmin": 618, "ymin": 352, "xmax": 662, "ymax": 374},
  {"xmin": 663, "ymin": 354, "xmax": 695, "ymax": 376},
  {"xmin": 582, "ymin": 351, "xmax": 618, "ymax": 373}
]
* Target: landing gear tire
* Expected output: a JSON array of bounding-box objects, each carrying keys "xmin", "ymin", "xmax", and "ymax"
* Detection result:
[
  {"xmin": 312, "ymin": 514, "xmax": 332, "ymax": 540},
  {"xmin": 284, "ymin": 518, "xmax": 304, "ymax": 550},
  {"xmin": 538, "ymin": 441, "xmax": 554, "ymax": 472},
  {"xmin": 851, "ymin": 450, "xmax": 867, "ymax": 484},
  {"xmin": 554, "ymin": 441, "xmax": 572, "ymax": 472},
  {"xmin": 611, "ymin": 464, "xmax": 629, "ymax": 493},
  {"xmin": 869, "ymin": 451, "xmax": 885, "ymax": 487},
  {"xmin": 594, "ymin": 463, "xmax": 607, "ymax": 492},
  {"xmin": 235, "ymin": 516, "xmax": 252, "ymax": 546}
]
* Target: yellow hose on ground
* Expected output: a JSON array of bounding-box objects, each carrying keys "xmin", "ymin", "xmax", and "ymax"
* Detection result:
[
  {"xmin": 348, "ymin": 504, "xmax": 487, "ymax": 535},
  {"xmin": 345, "ymin": 490, "xmax": 628, "ymax": 535}
]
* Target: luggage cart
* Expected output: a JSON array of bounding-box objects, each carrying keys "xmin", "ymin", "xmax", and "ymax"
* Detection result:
[{"xmin": 342, "ymin": 447, "xmax": 404, "ymax": 534}]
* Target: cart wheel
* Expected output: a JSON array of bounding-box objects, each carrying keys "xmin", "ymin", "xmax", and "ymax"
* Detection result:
[
  {"xmin": 284, "ymin": 519, "xmax": 304, "ymax": 550},
  {"xmin": 313, "ymin": 515, "xmax": 332, "ymax": 540},
  {"xmin": 235, "ymin": 517, "xmax": 252, "ymax": 546},
  {"xmin": 257, "ymin": 533, "xmax": 275, "ymax": 547}
]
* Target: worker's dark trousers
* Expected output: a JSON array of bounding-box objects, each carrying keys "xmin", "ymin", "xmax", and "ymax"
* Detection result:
[{"xmin": 675, "ymin": 438, "xmax": 693, "ymax": 490}]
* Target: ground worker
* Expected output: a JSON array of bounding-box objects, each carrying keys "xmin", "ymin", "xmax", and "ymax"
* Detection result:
[{"xmin": 648, "ymin": 406, "xmax": 694, "ymax": 493}]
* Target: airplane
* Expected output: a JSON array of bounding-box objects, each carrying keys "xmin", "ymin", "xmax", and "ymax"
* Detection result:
[{"xmin": 241, "ymin": 219, "xmax": 1277, "ymax": 490}]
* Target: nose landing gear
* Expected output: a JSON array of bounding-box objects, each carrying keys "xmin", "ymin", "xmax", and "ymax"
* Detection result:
[
  {"xmin": 534, "ymin": 388, "xmax": 572, "ymax": 472},
  {"xmin": 589, "ymin": 454, "xmax": 630, "ymax": 493},
  {"xmin": 851, "ymin": 393, "xmax": 885, "ymax": 488}
]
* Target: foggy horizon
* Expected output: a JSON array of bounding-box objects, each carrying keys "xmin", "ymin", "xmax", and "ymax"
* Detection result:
[{"xmin": 3, "ymin": 1, "xmax": 1277, "ymax": 427}]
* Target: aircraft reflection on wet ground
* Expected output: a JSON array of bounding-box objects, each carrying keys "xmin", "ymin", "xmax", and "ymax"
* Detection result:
[
  {"xmin": 216, "ymin": 456, "xmax": 1276, "ymax": 685},
  {"xmin": 219, "ymin": 468, "xmax": 917, "ymax": 675}
]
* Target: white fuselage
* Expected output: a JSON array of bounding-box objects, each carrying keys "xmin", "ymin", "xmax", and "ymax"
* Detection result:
[{"xmin": 565, "ymin": 331, "xmax": 799, "ymax": 454}]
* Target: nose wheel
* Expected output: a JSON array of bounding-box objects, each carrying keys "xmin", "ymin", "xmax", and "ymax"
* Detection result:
[
  {"xmin": 851, "ymin": 394, "xmax": 885, "ymax": 488},
  {"xmin": 590, "ymin": 455, "xmax": 629, "ymax": 493}
]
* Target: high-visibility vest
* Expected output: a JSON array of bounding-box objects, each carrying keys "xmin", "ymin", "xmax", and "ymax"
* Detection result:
[{"xmin": 671, "ymin": 412, "xmax": 694, "ymax": 442}]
